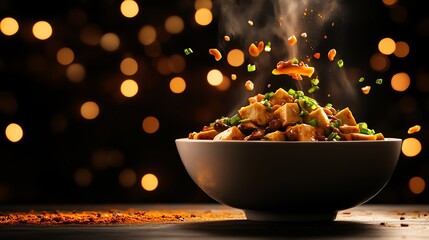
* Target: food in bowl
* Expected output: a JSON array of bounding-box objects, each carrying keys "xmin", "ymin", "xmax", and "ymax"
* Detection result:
[{"xmin": 189, "ymin": 87, "xmax": 384, "ymax": 142}]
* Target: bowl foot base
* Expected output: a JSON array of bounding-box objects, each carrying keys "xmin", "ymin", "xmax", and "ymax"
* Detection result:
[{"xmin": 244, "ymin": 210, "xmax": 337, "ymax": 222}]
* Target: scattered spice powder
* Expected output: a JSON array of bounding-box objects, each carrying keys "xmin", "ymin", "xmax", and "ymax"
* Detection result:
[{"xmin": 0, "ymin": 209, "xmax": 245, "ymax": 225}]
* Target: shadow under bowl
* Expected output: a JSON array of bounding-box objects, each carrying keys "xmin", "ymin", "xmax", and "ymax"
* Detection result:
[{"xmin": 175, "ymin": 138, "xmax": 402, "ymax": 222}]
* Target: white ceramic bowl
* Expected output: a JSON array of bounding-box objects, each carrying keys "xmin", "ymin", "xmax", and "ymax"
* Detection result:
[{"xmin": 175, "ymin": 138, "xmax": 402, "ymax": 221}]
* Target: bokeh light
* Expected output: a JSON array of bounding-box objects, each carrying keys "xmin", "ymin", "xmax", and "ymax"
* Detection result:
[
  {"xmin": 390, "ymin": 5, "xmax": 408, "ymax": 23},
  {"xmin": 195, "ymin": 0, "xmax": 213, "ymax": 10},
  {"xmin": 195, "ymin": 8, "xmax": 213, "ymax": 26},
  {"xmin": 142, "ymin": 116, "xmax": 160, "ymax": 134},
  {"xmin": 32, "ymin": 21, "xmax": 53, "ymax": 40},
  {"xmin": 119, "ymin": 169, "xmax": 137, "ymax": 187},
  {"xmin": 169, "ymin": 77, "xmax": 186, "ymax": 94},
  {"xmin": 120, "ymin": 0, "xmax": 139, "ymax": 18},
  {"xmin": 0, "ymin": 17, "xmax": 19, "ymax": 36},
  {"xmin": 409, "ymin": 176, "xmax": 425, "ymax": 194},
  {"xmin": 416, "ymin": 72, "xmax": 429, "ymax": 92},
  {"xmin": 370, "ymin": 52, "xmax": 389, "ymax": 72},
  {"xmin": 378, "ymin": 37, "xmax": 396, "ymax": 55},
  {"xmin": 5, "ymin": 123, "xmax": 23, "ymax": 143},
  {"xmin": 57, "ymin": 47, "xmax": 75, "ymax": 65},
  {"xmin": 402, "ymin": 137, "xmax": 422, "ymax": 157},
  {"xmin": 165, "ymin": 15, "xmax": 184, "ymax": 34},
  {"xmin": 100, "ymin": 32, "xmax": 120, "ymax": 51},
  {"xmin": 391, "ymin": 72, "xmax": 410, "ymax": 92},
  {"xmin": 120, "ymin": 58, "xmax": 138, "ymax": 76},
  {"xmin": 141, "ymin": 173, "xmax": 158, "ymax": 191},
  {"xmin": 80, "ymin": 101, "xmax": 100, "ymax": 120},
  {"xmin": 207, "ymin": 69, "xmax": 223, "ymax": 86},
  {"xmin": 120, "ymin": 79, "xmax": 139, "ymax": 97},
  {"xmin": 383, "ymin": 0, "xmax": 398, "ymax": 6},
  {"xmin": 227, "ymin": 49, "xmax": 245, "ymax": 67},
  {"xmin": 66, "ymin": 63, "xmax": 86, "ymax": 83},
  {"xmin": 74, "ymin": 168, "xmax": 92, "ymax": 187},
  {"xmin": 216, "ymin": 75, "xmax": 231, "ymax": 91},
  {"xmin": 393, "ymin": 41, "xmax": 409, "ymax": 58},
  {"xmin": 168, "ymin": 54, "xmax": 186, "ymax": 73},
  {"xmin": 138, "ymin": 25, "xmax": 157, "ymax": 45},
  {"xmin": 80, "ymin": 24, "xmax": 102, "ymax": 46}
]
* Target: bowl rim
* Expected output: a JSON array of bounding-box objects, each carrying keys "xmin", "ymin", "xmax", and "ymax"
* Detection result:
[{"xmin": 176, "ymin": 137, "xmax": 402, "ymax": 144}]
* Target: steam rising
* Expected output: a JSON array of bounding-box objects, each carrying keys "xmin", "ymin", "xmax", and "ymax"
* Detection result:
[{"xmin": 218, "ymin": 0, "xmax": 360, "ymax": 114}]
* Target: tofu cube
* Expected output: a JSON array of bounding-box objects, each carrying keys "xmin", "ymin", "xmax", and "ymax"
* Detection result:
[
  {"xmin": 248, "ymin": 94, "xmax": 265, "ymax": 104},
  {"xmin": 263, "ymin": 131, "xmax": 286, "ymax": 141},
  {"xmin": 306, "ymin": 107, "xmax": 330, "ymax": 128},
  {"xmin": 213, "ymin": 126, "xmax": 245, "ymax": 140},
  {"xmin": 238, "ymin": 102, "xmax": 273, "ymax": 126},
  {"xmin": 295, "ymin": 124, "xmax": 316, "ymax": 141},
  {"xmin": 270, "ymin": 88, "xmax": 294, "ymax": 105},
  {"xmin": 335, "ymin": 107, "xmax": 357, "ymax": 126},
  {"xmin": 273, "ymin": 103, "xmax": 301, "ymax": 127}
]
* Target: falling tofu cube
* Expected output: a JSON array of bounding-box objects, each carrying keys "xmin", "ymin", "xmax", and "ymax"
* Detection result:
[
  {"xmin": 335, "ymin": 107, "xmax": 357, "ymax": 126},
  {"xmin": 306, "ymin": 108, "xmax": 330, "ymax": 128},
  {"xmin": 238, "ymin": 102, "xmax": 273, "ymax": 126},
  {"xmin": 263, "ymin": 130, "xmax": 286, "ymax": 141},
  {"xmin": 213, "ymin": 126, "xmax": 245, "ymax": 140},
  {"xmin": 270, "ymin": 88, "xmax": 294, "ymax": 105},
  {"xmin": 273, "ymin": 103, "xmax": 301, "ymax": 127},
  {"xmin": 289, "ymin": 124, "xmax": 316, "ymax": 141}
]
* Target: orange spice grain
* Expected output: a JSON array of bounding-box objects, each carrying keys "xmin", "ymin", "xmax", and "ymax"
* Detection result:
[
  {"xmin": 231, "ymin": 74, "xmax": 237, "ymax": 80},
  {"xmin": 328, "ymin": 49, "xmax": 336, "ymax": 61},
  {"xmin": 408, "ymin": 125, "xmax": 421, "ymax": 134},
  {"xmin": 224, "ymin": 36, "xmax": 230, "ymax": 41},
  {"xmin": 209, "ymin": 48, "xmax": 222, "ymax": 61},
  {"xmin": 313, "ymin": 52, "xmax": 321, "ymax": 59},
  {"xmin": 361, "ymin": 86, "xmax": 371, "ymax": 94},
  {"xmin": 245, "ymin": 80, "xmax": 254, "ymax": 91},
  {"xmin": 288, "ymin": 35, "xmax": 297, "ymax": 46},
  {"xmin": 257, "ymin": 41, "xmax": 264, "ymax": 53},
  {"xmin": 248, "ymin": 43, "xmax": 260, "ymax": 57}
]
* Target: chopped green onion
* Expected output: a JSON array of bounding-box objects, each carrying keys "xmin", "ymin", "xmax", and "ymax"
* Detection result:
[
  {"xmin": 375, "ymin": 78, "xmax": 383, "ymax": 84},
  {"xmin": 264, "ymin": 92, "xmax": 275, "ymax": 100},
  {"xmin": 296, "ymin": 91, "xmax": 305, "ymax": 97},
  {"xmin": 326, "ymin": 103, "xmax": 333, "ymax": 108},
  {"xmin": 358, "ymin": 122, "xmax": 368, "ymax": 130},
  {"xmin": 299, "ymin": 110, "xmax": 309, "ymax": 118},
  {"xmin": 360, "ymin": 128, "xmax": 375, "ymax": 135},
  {"xmin": 247, "ymin": 64, "xmax": 256, "ymax": 72},
  {"xmin": 291, "ymin": 58, "xmax": 299, "ymax": 64},
  {"xmin": 358, "ymin": 77, "xmax": 365, "ymax": 82},
  {"xmin": 328, "ymin": 132, "xmax": 340, "ymax": 141},
  {"xmin": 229, "ymin": 114, "xmax": 241, "ymax": 126},
  {"xmin": 264, "ymin": 41, "xmax": 272, "ymax": 52},
  {"xmin": 311, "ymin": 78, "xmax": 320, "ymax": 86},
  {"xmin": 288, "ymin": 89, "xmax": 296, "ymax": 95},
  {"xmin": 184, "ymin": 48, "xmax": 193, "ymax": 55},
  {"xmin": 209, "ymin": 122, "xmax": 215, "ymax": 127},
  {"xmin": 330, "ymin": 119, "xmax": 342, "ymax": 128},
  {"xmin": 238, "ymin": 118, "xmax": 252, "ymax": 123},
  {"xmin": 337, "ymin": 59, "xmax": 344, "ymax": 68},
  {"xmin": 307, "ymin": 118, "xmax": 318, "ymax": 127},
  {"xmin": 308, "ymin": 86, "xmax": 319, "ymax": 94}
]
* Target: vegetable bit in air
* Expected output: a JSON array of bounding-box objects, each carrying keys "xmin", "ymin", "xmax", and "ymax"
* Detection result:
[
  {"xmin": 272, "ymin": 59, "xmax": 315, "ymax": 81},
  {"xmin": 407, "ymin": 125, "xmax": 421, "ymax": 134},
  {"xmin": 264, "ymin": 41, "xmax": 272, "ymax": 52},
  {"xmin": 359, "ymin": 77, "xmax": 365, "ymax": 82},
  {"xmin": 337, "ymin": 59, "xmax": 344, "ymax": 68},
  {"xmin": 184, "ymin": 48, "xmax": 193, "ymax": 55},
  {"xmin": 328, "ymin": 49, "xmax": 337, "ymax": 61},
  {"xmin": 375, "ymin": 78, "xmax": 383, "ymax": 84},
  {"xmin": 247, "ymin": 64, "xmax": 256, "ymax": 72},
  {"xmin": 209, "ymin": 48, "xmax": 222, "ymax": 61}
]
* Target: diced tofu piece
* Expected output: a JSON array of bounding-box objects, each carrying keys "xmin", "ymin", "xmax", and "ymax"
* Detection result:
[
  {"xmin": 263, "ymin": 131, "xmax": 286, "ymax": 141},
  {"xmin": 213, "ymin": 126, "xmax": 245, "ymax": 140},
  {"xmin": 287, "ymin": 124, "xmax": 316, "ymax": 141},
  {"xmin": 350, "ymin": 133, "xmax": 377, "ymax": 140},
  {"xmin": 248, "ymin": 94, "xmax": 265, "ymax": 104},
  {"xmin": 191, "ymin": 130, "xmax": 219, "ymax": 140},
  {"xmin": 306, "ymin": 108, "xmax": 330, "ymax": 128},
  {"xmin": 335, "ymin": 107, "xmax": 357, "ymax": 126},
  {"xmin": 273, "ymin": 103, "xmax": 301, "ymax": 127},
  {"xmin": 339, "ymin": 125, "xmax": 360, "ymax": 134},
  {"xmin": 238, "ymin": 102, "xmax": 273, "ymax": 126},
  {"xmin": 270, "ymin": 88, "xmax": 294, "ymax": 105},
  {"xmin": 375, "ymin": 133, "xmax": 385, "ymax": 140}
]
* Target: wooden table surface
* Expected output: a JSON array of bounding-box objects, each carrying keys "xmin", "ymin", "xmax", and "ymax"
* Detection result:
[{"xmin": 1, "ymin": 204, "xmax": 429, "ymax": 239}]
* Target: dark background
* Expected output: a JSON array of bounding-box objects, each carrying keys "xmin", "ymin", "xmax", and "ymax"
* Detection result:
[{"xmin": 0, "ymin": 0, "xmax": 428, "ymax": 205}]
